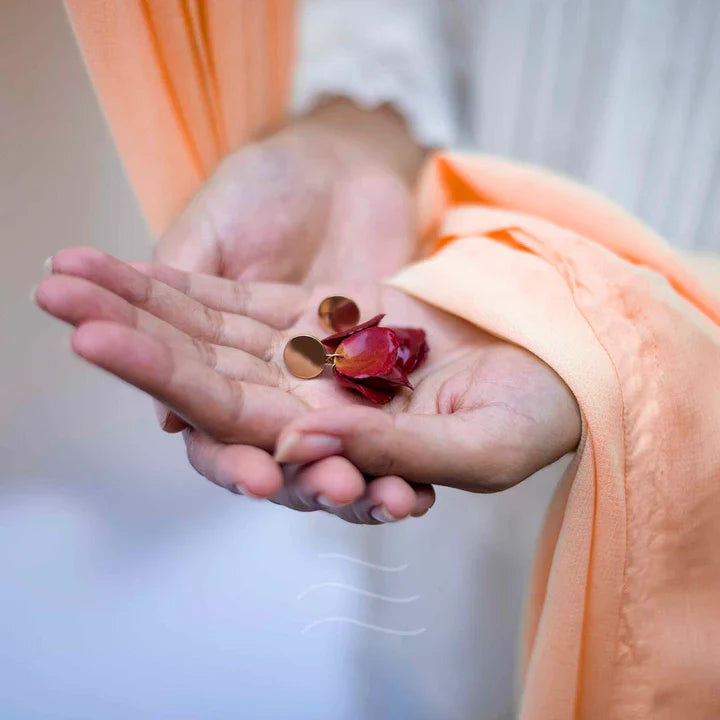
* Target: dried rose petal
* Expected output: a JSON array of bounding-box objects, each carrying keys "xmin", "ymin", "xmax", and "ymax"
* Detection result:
[
  {"xmin": 321, "ymin": 313, "xmax": 428, "ymax": 404},
  {"xmin": 391, "ymin": 328, "xmax": 429, "ymax": 373},
  {"xmin": 333, "ymin": 327, "xmax": 399, "ymax": 378},
  {"xmin": 358, "ymin": 365, "xmax": 412, "ymax": 390},
  {"xmin": 332, "ymin": 367, "xmax": 395, "ymax": 405},
  {"xmin": 322, "ymin": 313, "xmax": 385, "ymax": 350}
]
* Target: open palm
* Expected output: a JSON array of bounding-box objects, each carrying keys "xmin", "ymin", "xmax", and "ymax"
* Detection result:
[
  {"xmin": 37, "ymin": 248, "xmax": 580, "ymax": 521},
  {"xmin": 154, "ymin": 103, "xmax": 420, "ymax": 287},
  {"xmin": 141, "ymin": 104, "xmax": 432, "ymax": 522}
]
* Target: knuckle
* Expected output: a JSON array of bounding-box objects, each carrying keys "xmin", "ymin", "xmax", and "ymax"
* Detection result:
[
  {"xmin": 370, "ymin": 450, "xmax": 398, "ymax": 478},
  {"xmin": 230, "ymin": 281, "xmax": 250, "ymax": 315},
  {"xmin": 129, "ymin": 303, "xmax": 142, "ymax": 329},
  {"xmin": 221, "ymin": 375, "xmax": 246, "ymax": 436},
  {"xmin": 176, "ymin": 267, "xmax": 191, "ymax": 294},
  {"xmin": 135, "ymin": 276, "xmax": 153, "ymax": 307},
  {"xmin": 202, "ymin": 305, "xmax": 225, "ymax": 344},
  {"xmin": 193, "ymin": 337, "xmax": 218, "ymax": 369},
  {"xmin": 359, "ymin": 424, "xmax": 398, "ymax": 477}
]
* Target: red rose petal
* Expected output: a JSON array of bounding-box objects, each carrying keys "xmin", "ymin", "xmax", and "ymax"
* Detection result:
[
  {"xmin": 334, "ymin": 327, "xmax": 399, "ymax": 378},
  {"xmin": 325, "ymin": 317, "xmax": 427, "ymax": 403},
  {"xmin": 390, "ymin": 327, "xmax": 429, "ymax": 373},
  {"xmin": 359, "ymin": 365, "xmax": 413, "ymax": 390},
  {"xmin": 322, "ymin": 313, "xmax": 385, "ymax": 349},
  {"xmin": 332, "ymin": 367, "xmax": 395, "ymax": 404}
]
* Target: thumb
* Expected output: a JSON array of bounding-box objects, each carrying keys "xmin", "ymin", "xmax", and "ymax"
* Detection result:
[
  {"xmin": 154, "ymin": 199, "xmax": 222, "ymax": 274},
  {"xmin": 274, "ymin": 407, "xmax": 507, "ymax": 491}
]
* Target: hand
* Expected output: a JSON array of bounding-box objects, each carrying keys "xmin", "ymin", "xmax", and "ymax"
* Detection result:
[
  {"xmin": 146, "ymin": 99, "xmax": 435, "ymax": 523},
  {"xmin": 36, "ymin": 249, "xmax": 581, "ymax": 515},
  {"xmin": 155, "ymin": 99, "xmax": 424, "ymax": 285}
]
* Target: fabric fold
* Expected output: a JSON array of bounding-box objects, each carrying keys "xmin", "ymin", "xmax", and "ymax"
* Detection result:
[
  {"xmin": 390, "ymin": 152, "xmax": 720, "ymax": 719},
  {"xmin": 65, "ymin": 0, "xmax": 295, "ymax": 236}
]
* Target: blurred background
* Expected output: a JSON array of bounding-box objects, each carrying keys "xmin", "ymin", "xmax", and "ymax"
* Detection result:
[
  {"xmin": 3, "ymin": 1, "xmax": 718, "ymax": 719},
  {"xmin": 0, "ymin": 4, "xmax": 559, "ymax": 719}
]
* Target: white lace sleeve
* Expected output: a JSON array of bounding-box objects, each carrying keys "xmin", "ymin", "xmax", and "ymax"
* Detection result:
[{"xmin": 292, "ymin": 0, "xmax": 458, "ymax": 148}]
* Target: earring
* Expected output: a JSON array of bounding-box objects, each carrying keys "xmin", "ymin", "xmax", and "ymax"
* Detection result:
[
  {"xmin": 282, "ymin": 295, "xmax": 360, "ymax": 379},
  {"xmin": 317, "ymin": 295, "xmax": 360, "ymax": 333},
  {"xmin": 283, "ymin": 301, "xmax": 429, "ymax": 405}
]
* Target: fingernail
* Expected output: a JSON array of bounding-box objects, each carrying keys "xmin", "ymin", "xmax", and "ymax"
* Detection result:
[
  {"xmin": 29, "ymin": 284, "xmax": 38, "ymax": 303},
  {"xmin": 233, "ymin": 483, "xmax": 262, "ymax": 499},
  {"xmin": 274, "ymin": 432, "xmax": 342, "ymax": 463},
  {"xmin": 161, "ymin": 413, "xmax": 187, "ymax": 433},
  {"xmin": 43, "ymin": 256, "xmax": 54, "ymax": 275},
  {"xmin": 370, "ymin": 506, "xmax": 398, "ymax": 524},
  {"xmin": 316, "ymin": 494, "xmax": 336, "ymax": 508}
]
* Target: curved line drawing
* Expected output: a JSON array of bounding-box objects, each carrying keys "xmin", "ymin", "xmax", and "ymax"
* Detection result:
[
  {"xmin": 318, "ymin": 552, "xmax": 409, "ymax": 572},
  {"xmin": 301, "ymin": 617, "xmax": 426, "ymax": 636},
  {"xmin": 297, "ymin": 582, "xmax": 420, "ymax": 603}
]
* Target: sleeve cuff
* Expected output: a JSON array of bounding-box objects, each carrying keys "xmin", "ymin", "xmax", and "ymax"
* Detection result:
[{"xmin": 291, "ymin": 0, "xmax": 459, "ymax": 149}]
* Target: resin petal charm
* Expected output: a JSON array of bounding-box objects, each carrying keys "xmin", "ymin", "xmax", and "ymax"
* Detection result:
[
  {"xmin": 326, "ymin": 320, "xmax": 426, "ymax": 403},
  {"xmin": 322, "ymin": 314, "xmax": 385, "ymax": 350},
  {"xmin": 391, "ymin": 328, "xmax": 429, "ymax": 373},
  {"xmin": 332, "ymin": 367, "xmax": 395, "ymax": 405},
  {"xmin": 283, "ymin": 314, "xmax": 429, "ymax": 404},
  {"xmin": 317, "ymin": 296, "xmax": 361, "ymax": 333},
  {"xmin": 334, "ymin": 327, "xmax": 399, "ymax": 379}
]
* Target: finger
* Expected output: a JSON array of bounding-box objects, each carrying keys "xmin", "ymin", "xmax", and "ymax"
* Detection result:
[
  {"xmin": 182, "ymin": 433, "xmax": 435, "ymax": 524},
  {"xmin": 278, "ymin": 464, "xmax": 427, "ymax": 525},
  {"xmin": 35, "ymin": 275, "xmax": 284, "ymax": 387},
  {"xmin": 330, "ymin": 475, "xmax": 419, "ymax": 524},
  {"xmin": 294, "ymin": 456, "xmax": 366, "ymax": 507},
  {"xmin": 37, "ymin": 272, "xmax": 284, "ymax": 437},
  {"xmin": 268, "ymin": 456, "xmax": 366, "ymax": 512},
  {"xmin": 409, "ymin": 483, "xmax": 436, "ymax": 517},
  {"xmin": 130, "ymin": 262, "xmax": 308, "ymax": 329},
  {"xmin": 37, "ymin": 273, "xmax": 187, "ymax": 343},
  {"xmin": 71, "ymin": 321, "xmax": 305, "ymax": 448},
  {"xmin": 183, "ymin": 430, "xmax": 284, "ymax": 497},
  {"xmin": 50, "ymin": 247, "xmax": 282, "ymax": 357},
  {"xmin": 274, "ymin": 407, "xmax": 504, "ymax": 490}
]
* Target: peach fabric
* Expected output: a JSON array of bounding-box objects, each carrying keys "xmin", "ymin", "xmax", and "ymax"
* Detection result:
[
  {"xmin": 65, "ymin": 0, "xmax": 295, "ymax": 236},
  {"xmin": 390, "ymin": 152, "xmax": 720, "ymax": 719}
]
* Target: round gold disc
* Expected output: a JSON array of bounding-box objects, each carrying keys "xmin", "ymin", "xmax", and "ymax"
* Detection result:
[
  {"xmin": 283, "ymin": 335, "xmax": 328, "ymax": 378},
  {"xmin": 317, "ymin": 295, "xmax": 360, "ymax": 333}
]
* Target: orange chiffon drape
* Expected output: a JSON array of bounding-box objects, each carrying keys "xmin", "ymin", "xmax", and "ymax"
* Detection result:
[
  {"xmin": 65, "ymin": 0, "xmax": 295, "ymax": 236},
  {"xmin": 391, "ymin": 154, "xmax": 720, "ymax": 718}
]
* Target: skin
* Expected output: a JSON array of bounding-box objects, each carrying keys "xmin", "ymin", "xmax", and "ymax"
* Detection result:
[
  {"xmin": 36, "ymin": 100, "xmax": 581, "ymax": 523},
  {"xmin": 155, "ymin": 98, "xmax": 441, "ymax": 523},
  {"xmin": 36, "ymin": 247, "xmax": 581, "ymax": 524}
]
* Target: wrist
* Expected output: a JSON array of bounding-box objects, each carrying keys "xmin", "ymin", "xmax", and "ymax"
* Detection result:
[{"xmin": 289, "ymin": 97, "xmax": 426, "ymax": 185}]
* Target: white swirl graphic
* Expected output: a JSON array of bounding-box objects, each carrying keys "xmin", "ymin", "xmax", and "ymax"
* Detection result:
[
  {"xmin": 318, "ymin": 552, "xmax": 409, "ymax": 572},
  {"xmin": 301, "ymin": 617, "xmax": 426, "ymax": 636},
  {"xmin": 297, "ymin": 582, "xmax": 419, "ymax": 604}
]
